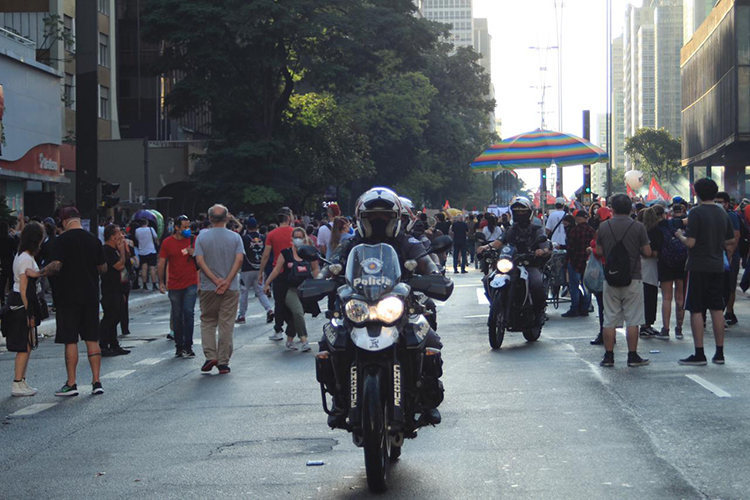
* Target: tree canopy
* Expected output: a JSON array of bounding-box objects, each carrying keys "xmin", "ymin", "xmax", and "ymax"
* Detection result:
[
  {"xmin": 624, "ymin": 128, "xmax": 683, "ymax": 185},
  {"xmin": 143, "ymin": 0, "xmax": 496, "ymax": 214}
]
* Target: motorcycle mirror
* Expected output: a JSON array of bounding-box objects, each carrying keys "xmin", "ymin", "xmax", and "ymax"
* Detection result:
[
  {"xmin": 405, "ymin": 260, "xmax": 418, "ymax": 272},
  {"xmin": 297, "ymin": 245, "xmax": 320, "ymax": 262},
  {"xmin": 430, "ymin": 235, "xmax": 453, "ymax": 254}
]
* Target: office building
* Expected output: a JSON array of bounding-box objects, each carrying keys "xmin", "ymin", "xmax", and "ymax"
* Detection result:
[
  {"xmin": 612, "ymin": 35, "xmax": 626, "ymax": 172},
  {"xmin": 473, "ymin": 18, "xmax": 491, "ymax": 75},
  {"xmin": 684, "ymin": 0, "xmax": 717, "ymax": 43},
  {"xmin": 655, "ymin": 2, "xmax": 683, "ymax": 138},
  {"xmin": 0, "ymin": 27, "xmax": 66, "ymax": 214},
  {"xmin": 594, "ymin": 114, "xmax": 609, "ymax": 195},
  {"xmin": 681, "ymin": 0, "xmax": 749, "ymax": 198},
  {"xmin": 624, "ymin": 3, "xmax": 654, "ymax": 143},
  {"xmin": 420, "ymin": 0, "xmax": 474, "ymax": 48}
]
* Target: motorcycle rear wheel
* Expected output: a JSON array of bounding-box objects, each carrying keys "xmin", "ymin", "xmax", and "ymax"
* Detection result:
[
  {"xmin": 488, "ymin": 308, "xmax": 505, "ymax": 349},
  {"xmin": 362, "ymin": 373, "xmax": 389, "ymax": 492}
]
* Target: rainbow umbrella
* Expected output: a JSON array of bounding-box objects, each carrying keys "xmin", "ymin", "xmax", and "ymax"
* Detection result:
[{"xmin": 471, "ymin": 129, "xmax": 609, "ymax": 172}]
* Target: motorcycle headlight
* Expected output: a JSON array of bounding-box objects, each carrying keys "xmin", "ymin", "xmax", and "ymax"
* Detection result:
[
  {"xmin": 374, "ymin": 296, "xmax": 404, "ymax": 324},
  {"xmin": 497, "ymin": 258, "xmax": 514, "ymax": 273},
  {"xmin": 345, "ymin": 299, "xmax": 370, "ymax": 324}
]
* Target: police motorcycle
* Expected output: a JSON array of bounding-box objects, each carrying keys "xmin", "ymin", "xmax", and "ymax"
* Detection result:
[
  {"xmin": 297, "ymin": 236, "xmax": 453, "ymax": 492},
  {"xmin": 482, "ymin": 235, "xmax": 549, "ymax": 349}
]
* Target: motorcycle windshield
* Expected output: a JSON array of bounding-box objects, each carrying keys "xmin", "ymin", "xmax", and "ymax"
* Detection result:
[{"xmin": 345, "ymin": 244, "xmax": 401, "ymax": 302}]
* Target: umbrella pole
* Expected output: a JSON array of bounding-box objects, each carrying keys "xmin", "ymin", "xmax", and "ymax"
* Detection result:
[{"xmin": 540, "ymin": 168, "xmax": 547, "ymax": 214}]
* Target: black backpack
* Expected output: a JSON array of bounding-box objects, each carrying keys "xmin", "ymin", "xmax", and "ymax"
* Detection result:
[{"xmin": 604, "ymin": 222, "xmax": 636, "ymax": 287}]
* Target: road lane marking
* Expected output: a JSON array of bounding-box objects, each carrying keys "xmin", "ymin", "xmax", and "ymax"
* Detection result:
[
  {"xmin": 686, "ymin": 375, "xmax": 732, "ymax": 398},
  {"xmin": 102, "ymin": 370, "xmax": 136, "ymax": 379},
  {"xmin": 8, "ymin": 403, "xmax": 57, "ymax": 417},
  {"xmin": 464, "ymin": 314, "xmax": 487, "ymax": 318},
  {"xmin": 455, "ymin": 284, "xmax": 479, "ymax": 288},
  {"xmin": 135, "ymin": 358, "xmax": 164, "ymax": 365},
  {"xmin": 476, "ymin": 288, "xmax": 489, "ymax": 305}
]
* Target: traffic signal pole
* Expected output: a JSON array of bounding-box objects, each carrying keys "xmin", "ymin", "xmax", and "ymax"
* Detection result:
[
  {"xmin": 75, "ymin": 2, "xmax": 99, "ymax": 233},
  {"xmin": 582, "ymin": 110, "xmax": 592, "ymax": 206}
]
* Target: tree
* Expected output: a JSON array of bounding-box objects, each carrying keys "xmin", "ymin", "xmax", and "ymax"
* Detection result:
[
  {"xmin": 624, "ymin": 128, "xmax": 683, "ymax": 185},
  {"xmin": 143, "ymin": 0, "xmax": 495, "ymax": 214}
]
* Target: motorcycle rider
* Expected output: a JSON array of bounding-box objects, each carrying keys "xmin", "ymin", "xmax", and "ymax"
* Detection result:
[
  {"xmin": 476, "ymin": 197, "xmax": 551, "ymax": 325},
  {"xmin": 320, "ymin": 188, "xmax": 446, "ymax": 428}
]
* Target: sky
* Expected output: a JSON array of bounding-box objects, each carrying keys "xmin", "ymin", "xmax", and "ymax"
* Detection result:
[{"xmin": 473, "ymin": 0, "xmax": 643, "ymax": 197}]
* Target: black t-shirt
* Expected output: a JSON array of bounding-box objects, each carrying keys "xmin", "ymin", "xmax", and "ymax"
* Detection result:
[
  {"xmin": 52, "ymin": 229, "xmax": 106, "ymax": 306},
  {"xmin": 450, "ymin": 222, "xmax": 469, "ymax": 244},
  {"xmin": 101, "ymin": 245, "xmax": 122, "ymax": 296},
  {"xmin": 241, "ymin": 232, "xmax": 264, "ymax": 272},
  {"xmin": 0, "ymin": 235, "xmax": 18, "ymax": 274},
  {"xmin": 685, "ymin": 204, "xmax": 734, "ymax": 273},
  {"xmin": 435, "ymin": 221, "xmax": 451, "ymax": 236}
]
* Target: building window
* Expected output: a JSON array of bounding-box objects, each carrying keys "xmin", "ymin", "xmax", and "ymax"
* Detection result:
[
  {"xmin": 99, "ymin": 85, "xmax": 110, "ymax": 120},
  {"xmin": 98, "ymin": 33, "xmax": 109, "ymax": 67},
  {"xmin": 63, "ymin": 15, "xmax": 74, "ymax": 52},
  {"xmin": 98, "ymin": 0, "xmax": 110, "ymax": 15},
  {"xmin": 64, "ymin": 73, "xmax": 75, "ymax": 109}
]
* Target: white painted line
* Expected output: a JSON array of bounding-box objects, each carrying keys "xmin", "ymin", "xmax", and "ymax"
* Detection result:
[
  {"xmin": 455, "ymin": 284, "xmax": 480, "ymax": 288},
  {"xmin": 476, "ymin": 288, "xmax": 489, "ymax": 305},
  {"xmin": 8, "ymin": 403, "xmax": 57, "ymax": 417},
  {"xmin": 464, "ymin": 314, "xmax": 487, "ymax": 319},
  {"xmin": 102, "ymin": 370, "xmax": 136, "ymax": 379},
  {"xmin": 193, "ymin": 339, "xmax": 202, "ymax": 345},
  {"xmin": 686, "ymin": 375, "xmax": 732, "ymax": 398},
  {"xmin": 135, "ymin": 358, "xmax": 164, "ymax": 366}
]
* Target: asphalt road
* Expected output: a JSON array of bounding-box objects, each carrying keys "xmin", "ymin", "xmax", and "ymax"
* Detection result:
[{"xmin": 1, "ymin": 268, "xmax": 749, "ymax": 499}]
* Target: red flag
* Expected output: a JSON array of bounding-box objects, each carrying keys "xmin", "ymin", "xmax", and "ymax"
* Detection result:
[
  {"xmin": 646, "ymin": 178, "xmax": 670, "ymax": 202},
  {"xmin": 627, "ymin": 185, "xmax": 636, "ymax": 198},
  {"xmin": 443, "ymin": 200, "xmax": 450, "ymax": 210}
]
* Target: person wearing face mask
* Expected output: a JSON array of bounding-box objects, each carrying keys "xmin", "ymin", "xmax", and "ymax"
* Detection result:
[
  {"xmin": 263, "ymin": 228, "xmax": 320, "ymax": 352},
  {"xmin": 476, "ymin": 197, "xmax": 551, "ymax": 326},
  {"xmin": 158, "ymin": 215, "xmax": 199, "ymax": 357}
]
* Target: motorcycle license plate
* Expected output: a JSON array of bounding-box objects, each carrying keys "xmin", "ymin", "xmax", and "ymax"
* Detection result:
[{"xmin": 490, "ymin": 275, "xmax": 510, "ymax": 288}]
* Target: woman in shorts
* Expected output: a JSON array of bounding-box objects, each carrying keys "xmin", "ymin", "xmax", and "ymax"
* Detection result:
[{"xmin": 4, "ymin": 222, "xmax": 46, "ymax": 396}]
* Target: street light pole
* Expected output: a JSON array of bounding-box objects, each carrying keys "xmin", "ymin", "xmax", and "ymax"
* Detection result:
[{"xmin": 606, "ymin": 0, "xmax": 613, "ymax": 198}]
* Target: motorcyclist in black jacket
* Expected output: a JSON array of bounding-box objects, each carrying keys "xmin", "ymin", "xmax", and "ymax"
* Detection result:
[
  {"xmin": 476, "ymin": 197, "xmax": 551, "ymax": 324},
  {"xmin": 321, "ymin": 188, "xmax": 446, "ymax": 428}
]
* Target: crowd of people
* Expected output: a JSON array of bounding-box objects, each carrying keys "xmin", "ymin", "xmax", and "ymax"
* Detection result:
[{"xmin": 2, "ymin": 176, "xmax": 744, "ymax": 396}]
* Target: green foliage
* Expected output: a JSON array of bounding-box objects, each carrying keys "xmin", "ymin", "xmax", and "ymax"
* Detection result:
[
  {"xmin": 143, "ymin": 0, "xmax": 494, "ymax": 213},
  {"xmin": 624, "ymin": 128, "xmax": 683, "ymax": 184}
]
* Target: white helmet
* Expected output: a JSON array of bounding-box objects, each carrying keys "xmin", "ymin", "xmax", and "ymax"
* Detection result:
[
  {"xmin": 355, "ymin": 188, "xmax": 403, "ymax": 238},
  {"xmin": 510, "ymin": 196, "xmax": 535, "ymax": 226},
  {"xmin": 398, "ymin": 196, "xmax": 417, "ymax": 231}
]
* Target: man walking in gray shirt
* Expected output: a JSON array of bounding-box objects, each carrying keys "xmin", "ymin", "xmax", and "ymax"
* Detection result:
[{"xmin": 194, "ymin": 204, "xmax": 245, "ymax": 374}]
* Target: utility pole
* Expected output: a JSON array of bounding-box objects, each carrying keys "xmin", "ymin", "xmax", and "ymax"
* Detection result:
[
  {"xmin": 606, "ymin": 0, "xmax": 613, "ymax": 198},
  {"xmin": 75, "ymin": 1, "xmax": 98, "ymax": 233}
]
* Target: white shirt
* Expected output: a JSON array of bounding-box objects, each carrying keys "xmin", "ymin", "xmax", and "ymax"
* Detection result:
[
  {"xmin": 482, "ymin": 226, "xmax": 503, "ymax": 242},
  {"xmin": 546, "ymin": 210, "xmax": 567, "ymax": 246},
  {"xmin": 135, "ymin": 226, "xmax": 158, "ymax": 255},
  {"xmin": 317, "ymin": 223, "xmax": 332, "ymax": 251},
  {"xmin": 13, "ymin": 252, "xmax": 40, "ymax": 294}
]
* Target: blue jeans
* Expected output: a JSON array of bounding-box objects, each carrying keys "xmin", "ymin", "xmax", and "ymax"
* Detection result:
[
  {"xmin": 567, "ymin": 263, "xmax": 591, "ymax": 313},
  {"xmin": 168, "ymin": 284, "xmax": 197, "ymax": 349}
]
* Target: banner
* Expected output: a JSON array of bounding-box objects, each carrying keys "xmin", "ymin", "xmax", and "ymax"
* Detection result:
[
  {"xmin": 627, "ymin": 185, "xmax": 636, "ymax": 198},
  {"xmin": 646, "ymin": 178, "xmax": 670, "ymax": 202}
]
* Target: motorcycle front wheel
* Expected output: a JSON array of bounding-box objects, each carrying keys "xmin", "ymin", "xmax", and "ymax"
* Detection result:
[
  {"xmin": 488, "ymin": 303, "xmax": 506, "ymax": 349},
  {"xmin": 362, "ymin": 372, "xmax": 389, "ymax": 492}
]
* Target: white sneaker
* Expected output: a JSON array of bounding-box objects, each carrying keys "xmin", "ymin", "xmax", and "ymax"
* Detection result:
[
  {"xmin": 11, "ymin": 381, "xmax": 36, "ymax": 397},
  {"xmin": 300, "ymin": 341, "xmax": 311, "ymax": 352},
  {"xmin": 21, "ymin": 379, "xmax": 38, "ymax": 395},
  {"xmin": 286, "ymin": 341, "xmax": 298, "ymax": 351},
  {"xmin": 269, "ymin": 331, "xmax": 284, "ymax": 341}
]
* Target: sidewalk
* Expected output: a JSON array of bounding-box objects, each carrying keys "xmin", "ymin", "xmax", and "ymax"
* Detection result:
[{"xmin": 0, "ymin": 289, "xmax": 169, "ymax": 349}]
